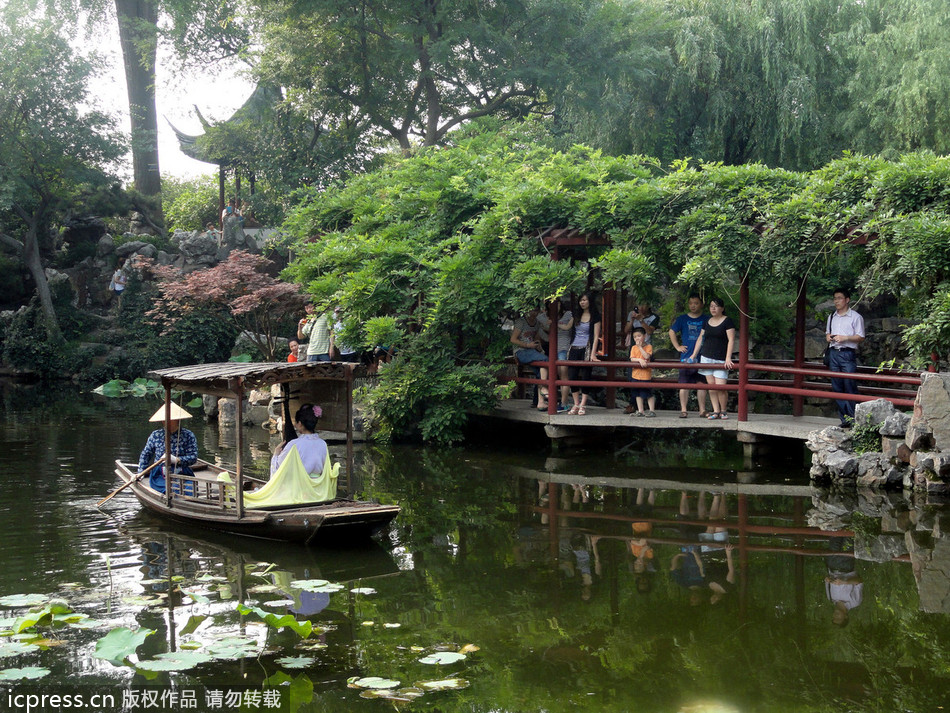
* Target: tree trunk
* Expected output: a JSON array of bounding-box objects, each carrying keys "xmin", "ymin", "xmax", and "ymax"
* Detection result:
[
  {"xmin": 22, "ymin": 221, "xmax": 63, "ymax": 344},
  {"xmin": 115, "ymin": 0, "xmax": 162, "ymax": 202}
]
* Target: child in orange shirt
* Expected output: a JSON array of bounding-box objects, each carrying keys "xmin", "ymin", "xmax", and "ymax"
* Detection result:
[{"xmin": 629, "ymin": 327, "xmax": 656, "ymax": 416}]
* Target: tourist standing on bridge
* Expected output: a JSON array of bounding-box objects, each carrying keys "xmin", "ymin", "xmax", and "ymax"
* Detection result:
[
  {"xmin": 567, "ymin": 293, "xmax": 601, "ymax": 416},
  {"xmin": 669, "ymin": 294, "xmax": 710, "ymax": 419},
  {"xmin": 690, "ymin": 297, "xmax": 735, "ymax": 419},
  {"xmin": 826, "ymin": 288, "xmax": 865, "ymax": 427}
]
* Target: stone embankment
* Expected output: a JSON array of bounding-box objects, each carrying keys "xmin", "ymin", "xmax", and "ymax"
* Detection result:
[{"xmin": 808, "ymin": 373, "xmax": 950, "ymax": 494}]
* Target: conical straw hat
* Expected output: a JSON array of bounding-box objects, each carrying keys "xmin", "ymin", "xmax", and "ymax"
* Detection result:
[{"xmin": 149, "ymin": 402, "xmax": 193, "ymax": 422}]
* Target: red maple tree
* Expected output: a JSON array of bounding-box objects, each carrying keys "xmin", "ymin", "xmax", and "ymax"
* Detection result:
[{"xmin": 146, "ymin": 250, "xmax": 307, "ymax": 361}]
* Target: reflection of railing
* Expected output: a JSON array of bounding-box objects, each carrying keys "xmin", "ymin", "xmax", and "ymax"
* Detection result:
[{"xmin": 512, "ymin": 356, "xmax": 921, "ymax": 419}]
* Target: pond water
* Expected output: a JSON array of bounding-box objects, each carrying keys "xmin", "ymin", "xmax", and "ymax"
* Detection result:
[{"xmin": 1, "ymin": 387, "xmax": 949, "ymax": 712}]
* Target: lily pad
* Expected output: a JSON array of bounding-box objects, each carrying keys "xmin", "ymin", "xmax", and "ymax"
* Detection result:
[
  {"xmin": 246, "ymin": 584, "xmax": 280, "ymax": 594},
  {"xmin": 68, "ymin": 619, "xmax": 107, "ymax": 630},
  {"xmin": 0, "ymin": 666, "xmax": 50, "ymax": 681},
  {"xmin": 459, "ymin": 644, "xmax": 480, "ymax": 654},
  {"xmin": 93, "ymin": 627, "xmax": 155, "ymax": 666},
  {"xmin": 291, "ymin": 579, "xmax": 344, "ymax": 593},
  {"xmin": 179, "ymin": 615, "xmax": 208, "ymax": 637},
  {"xmin": 416, "ymin": 678, "xmax": 470, "ymax": 691},
  {"xmin": 0, "ymin": 641, "xmax": 34, "ymax": 657},
  {"xmin": 178, "ymin": 640, "xmax": 203, "ymax": 650},
  {"xmin": 236, "ymin": 604, "xmax": 312, "ymax": 638},
  {"xmin": 383, "ymin": 623, "xmax": 402, "ymax": 629},
  {"xmin": 348, "ymin": 676, "xmax": 400, "ymax": 689},
  {"xmin": 121, "ymin": 595, "xmax": 164, "ymax": 607},
  {"xmin": 136, "ymin": 651, "xmax": 214, "ymax": 672},
  {"xmin": 275, "ymin": 655, "xmax": 315, "ymax": 669},
  {"xmin": 180, "ymin": 589, "xmax": 212, "ymax": 605},
  {"xmin": 350, "ymin": 587, "xmax": 376, "ymax": 595},
  {"xmin": 261, "ymin": 600, "xmax": 295, "ymax": 609},
  {"xmin": 0, "ymin": 594, "xmax": 49, "ymax": 608},
  {"xmin": 359, "ymin": 688, "xmax": 424, "ymax": 701},
  {"xmin": 361, "ymin": 621, "xmax": 375, "ymax": 627},
  {"xmin": 418, "ymin": 652, "xmax": 466, "ymax": 665},
  {"xmin": 295, "ymin": 641, "xmax": 327, "ymax": 651}
]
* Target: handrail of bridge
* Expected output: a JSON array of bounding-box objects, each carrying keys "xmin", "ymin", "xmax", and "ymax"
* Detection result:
[{"xmin": 509, "ymin": 356, "xmax": 922, "ymax": 419}]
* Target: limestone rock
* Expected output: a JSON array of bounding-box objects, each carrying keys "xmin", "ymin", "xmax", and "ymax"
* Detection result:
[
  {"xmin": 854, "ymin": 398, "xmax": 897, "ymax": 429},
  {"xmin": 914, "ymin": 373, "xmax": 950, "ymax": 451},
  {"xmin": 178, "ymin": 231, "xmax": 218, "ymax": 261},
  {"xmin": 806, "ymin": 426, "xmax": 852, "ymax": 453},
  {"xmin": 116, "ymin": 240, "xmax": 149, "ymax": 258},
  {"xmin": 905, "ymin": 421, "xmax": 934, "ymax": 451},
  {"xmin": 879, "ymin": 411, "xmax": 911, "ymax": 437},
  {"xmin": 137, "ymin": 243, "xmax": 157, "ymax": 259},
  {"xmin": 855, "ymin": 531, "xmax": 907, "ymax": 562},
  {"xmin": 905, "ymin": 529, "xmax": 950, "ymax": 613},
  {"xmin": 97, "ymin": 234, "xmax": 115, "ymax": 257},
  {"xmin": 156, "ymin": 250, "xmax": 175, "ymax": 266},
  {"xmin": 202, "ymin": 395, "xmax": 218, "ymax": 418}
]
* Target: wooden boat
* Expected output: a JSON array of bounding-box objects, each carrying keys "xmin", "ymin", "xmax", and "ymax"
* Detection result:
[{"xmin": 111, "ymin": 361, "xmax": 400, "ymax": 543}]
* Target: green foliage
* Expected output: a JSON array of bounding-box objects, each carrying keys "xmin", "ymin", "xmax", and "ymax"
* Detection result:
[
  {"xmin": 507, "ymin": 258, "xmax": 586, "ymax": 315},
  {"xmin": 902, "ymin": 287, "xmax": 950, "ymax": 369},
  {"xmin": 850, "ymin": 416, "xmax": 883, "ymax": 456}
]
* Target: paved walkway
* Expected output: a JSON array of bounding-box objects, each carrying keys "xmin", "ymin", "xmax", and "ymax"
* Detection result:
[{"xmin": 482, "ymin": 399, "xmax": 838, "ymax": 442}]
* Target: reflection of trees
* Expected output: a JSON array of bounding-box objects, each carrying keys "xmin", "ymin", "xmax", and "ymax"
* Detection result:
[{"xmin": 355, "ymin": 449, "xmax": 950, "ymax": 712}]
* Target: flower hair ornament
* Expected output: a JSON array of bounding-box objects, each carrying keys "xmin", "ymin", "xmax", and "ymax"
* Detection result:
[{"xmin": 312, "ymin": 405, "xmax": 323, "ymax": 419}]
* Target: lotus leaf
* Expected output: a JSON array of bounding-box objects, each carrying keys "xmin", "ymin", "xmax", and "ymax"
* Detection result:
[
  {"xmin": 68, "ymin": 619, "xmax": 106, "ymax": 630},
  {"xmin": 418, "ymin": 652, "xmax": 466, "ymax": 665},
  {"xmin": 121, "ymin": 595, "xmax": 163, "ymax": 607},
  {"xmin": 459, "ymin": 644, "xmax": 480, "ymax": 654},
  {"xmin": 247, "ymin": 585, "xmax": 280, "ymax": 594},
  {"xmin": 276, "ymin": 655, "xmax": 315, "ymax": 669},
  {"xmin": 350, "ymin": 587, "xmax": 376, "ymax": 595},
  {"xmin": 0, "ymin": 666, "xmax": 50, "ymax": 681},
  {"xmin": 181, "ymin": 589, "xmax": 212, "ymax": 604},
  {"xmin": 93, "ymin": 627, "xmax": 155, "ymax": 666},
  {"xmin": 236, "ymin": 604, "xmax": 312, "ymax": 638},
  {"xmin": 178, "ymin": 640, "xmax": 203, "ymax": 650},
  {"xmin": 0, "ymin": 594, "xmax": 49, "ymax": 608},
  {"xmin": 261, "ymin": 600, "xmax": 295, "ymax": 609},
  {"xmin": 361, "ymin": 621, "xmax": 375, "ymax": 626},
  {"xmin": 136, "ymin": 651, "xmax": 214, "ymax": 672},
  {"xmin": 179, "ymin": 615, "xmax": 208, "ymax": 637},
  {"xmin": 349, "ymin": 676, "xmax": 400, "ymax": 689},
  {"xmin": 359, "ymin": 688, "xmax": 423, "ymax": 700},
  {"xmin": 383, "ymin": 623, "xmax": 401, "ymax": 628},
  {"xmin": 52, "ymin": 613, "xmax": 88, "ymax": 624},
  {"xmin": 0, "ymin": 641, "xmax": 34, "ymax": 658},
  {"xmin": 416, "ymin": 678, "xmax": 470, "ymax": 691}
]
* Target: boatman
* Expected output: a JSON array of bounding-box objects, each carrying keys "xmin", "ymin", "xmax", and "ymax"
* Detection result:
[{"xmin": 139, "ymin": 403, "xmax": 198, "ymax": 493}]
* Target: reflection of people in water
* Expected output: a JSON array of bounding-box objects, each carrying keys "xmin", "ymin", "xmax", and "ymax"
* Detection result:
[
  {"xmin": 670, "ymin": 544, "xmax": 736, "ymax": 605},
  {"xmin": 825, "ymin": 537, "xmax": 863, "ymax": 627}
]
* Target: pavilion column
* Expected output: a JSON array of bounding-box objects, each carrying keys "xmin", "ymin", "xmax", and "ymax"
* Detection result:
[
  {"xmin": 603, "ymin": 286, "xmax": 617, "ymax": 409},
  {"xmin": 547, "ymin": 300, "xmax": 558, "ymax": 415},
  {"xmin": 793, "ymin": 277, "xmax": 807, "ymax": 416},
  {"xmin": 737, "ymin": 278, "xmax": 750, "ymax": 421}
]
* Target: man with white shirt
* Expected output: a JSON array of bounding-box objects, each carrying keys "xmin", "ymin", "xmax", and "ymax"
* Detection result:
[{"xmin": 825, "ymin": 288, "xmax": 865, "ymax": 427}]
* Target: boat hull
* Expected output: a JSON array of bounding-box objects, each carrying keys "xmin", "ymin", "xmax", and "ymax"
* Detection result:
[{"xmin": 115, "ymin": 461, "xmax": 399, "ymax": 543}]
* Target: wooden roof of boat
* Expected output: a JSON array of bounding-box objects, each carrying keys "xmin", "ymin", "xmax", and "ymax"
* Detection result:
[{"xmin": 150, "ymin": 361, "xmax": 357, "ymax": 395}]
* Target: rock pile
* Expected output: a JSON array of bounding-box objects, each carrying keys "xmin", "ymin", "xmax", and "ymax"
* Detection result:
[{"xmin": 807, "ymin": 374, "xmax": 950, "ymax": 494}]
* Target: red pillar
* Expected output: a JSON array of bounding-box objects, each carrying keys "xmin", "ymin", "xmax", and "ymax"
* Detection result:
[
  {"xmin": 738, "ymin": 278, "xmax": 750, "ymax": 421},
  {"xmin": 603, "ymin": 286, "xmax": 617, "ymax": 409},
  {"xmin": 547, "ymin": 300, "xmax": 558, "ymax": 415},
  {"xmin": 793, "ymin": 277, "xmax": 807, "ymax": 416}
]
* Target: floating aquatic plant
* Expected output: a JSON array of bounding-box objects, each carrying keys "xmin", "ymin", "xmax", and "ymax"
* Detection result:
[
  {"xmin": 0, "ymin": 594, "xmax": 49, "ymax": 608},
  {"xmin": 348, "ymin": 676, "xmax": 401, "ymax": 690},
  {"xmin": 136, "ymin": 650, "xmax": 214, "ymax": 672},
  {"xmin": 0, "ymin": 666, "xmax": 50, "ymax": 681},
  {"xmin": 290, "ymin": 579, "xmax": 344, "ymax": 593},
  {"xmin": 275, "ymin": 655, "xmax": 315, "ymax": 669},
  {"xmin": 93, "ymin": 627, "xmax": 155, "ymax": 666},
  {"xmin": 350, "ymin": 587, "xmax": 376, "ymax": 595},
  {"xmin": 416, "ymin": 678, "xmax": 470, "ymax": 691},
  {"xmin": 236, "ymin": 604, "xmax": 312, "ymax": 638},
  {"xmin": 418, "ymin": 651, "xmax": 466, "ymax": 665}
]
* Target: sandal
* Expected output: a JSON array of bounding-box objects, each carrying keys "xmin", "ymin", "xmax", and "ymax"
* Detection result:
[
  {"xmin": 577, "ymin": 406, "xmax": 587, "ymax": 416},
  {"xmin": 707, "ymin": 412, "xmax": 720, "ymax": 420},
  {"xmin": 699, "ymin": 411, "xmax": 710, "ymax": 418},
  {"xmin": 537, "ymin": 402, "xmax": 547, "ymax": 411},
  {"xmin": 719, "ymin": 412, "xmax": 729, "ymax": 420},
  {"xmin": 679, "ymin": 411, "xmax": 688, "ymax": 419},
  {"xmin": 568, "ymin": 405, "xmax": 580, "ymax": 415}
]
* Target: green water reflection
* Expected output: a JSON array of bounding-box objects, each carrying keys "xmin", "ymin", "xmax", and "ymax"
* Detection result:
[{"xmin": 0, "ymin": 387, "xmax": 948, "ymax": 712}]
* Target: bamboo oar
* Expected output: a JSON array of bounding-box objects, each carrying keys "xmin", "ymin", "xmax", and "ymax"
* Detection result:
[{"xmin": 96, "ymin": 458, "xmax": 164, "ymax": 507}]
